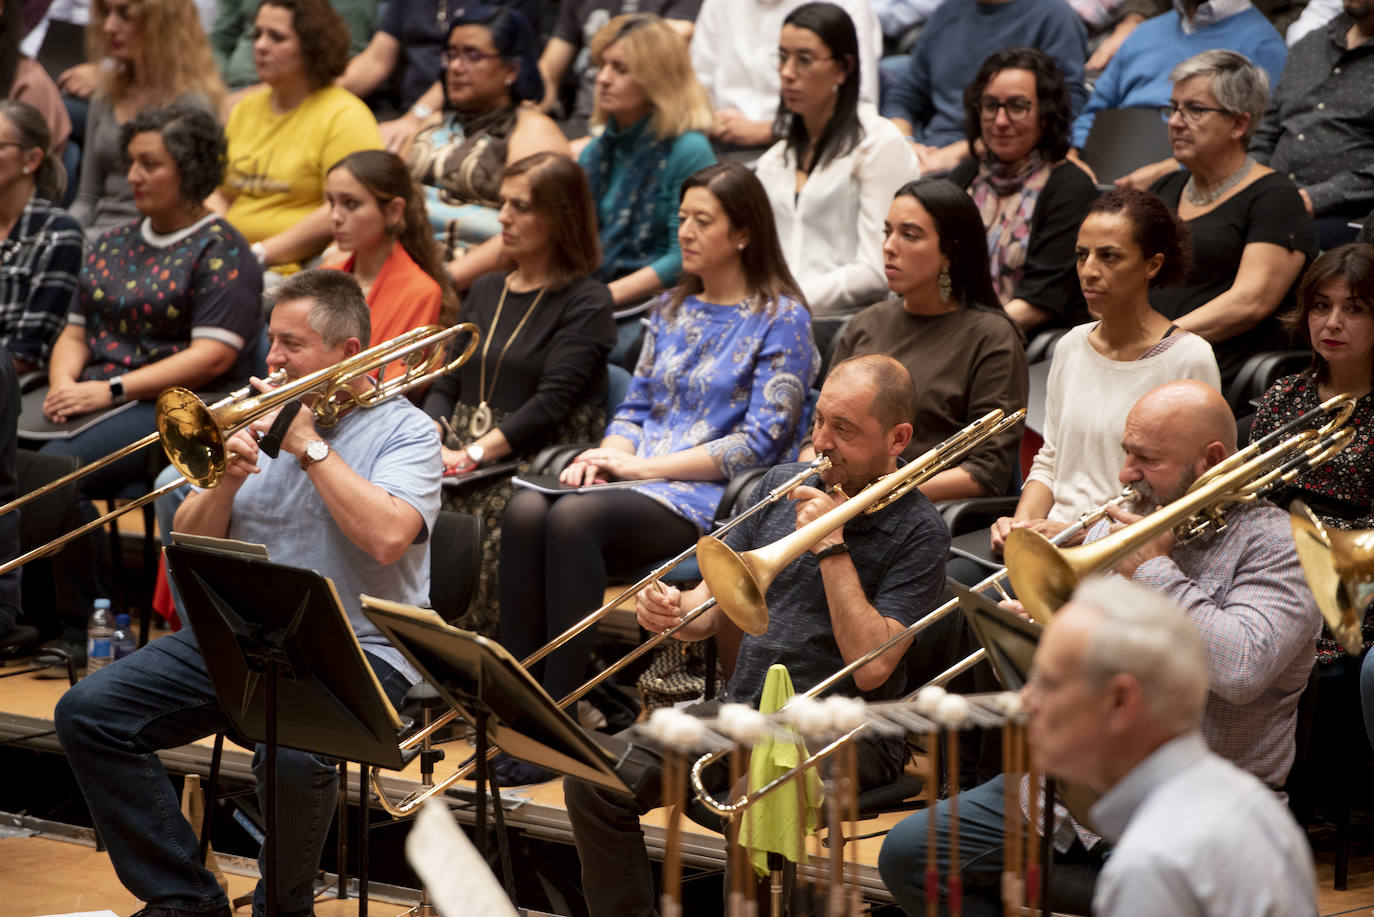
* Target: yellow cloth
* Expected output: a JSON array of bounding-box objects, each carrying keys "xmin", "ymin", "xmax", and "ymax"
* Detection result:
[
  {"xmin": 221, "ymin": 85, "xmax": 382, "ymax": 272},
  {"xmin": 742, "ymin": 663, "xmax": 821, "ymax": 877}
]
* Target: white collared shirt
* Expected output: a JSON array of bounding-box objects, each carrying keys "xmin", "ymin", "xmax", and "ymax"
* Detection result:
[
  {"xmin": 1090, "ymin": 732, "xmax": 1318, "ymax": 917},
  {"xmin": 754, "ymin": 104, "xmax": 919, "ymax": 316},
  {"xmin": 690, "ymin": 0, "xmax": 882, "ymax": 122}
]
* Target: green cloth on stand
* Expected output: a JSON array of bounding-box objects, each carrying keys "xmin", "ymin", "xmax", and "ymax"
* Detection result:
[{"xmin": 742, "ymin": 663, "xmax": 822, "ymax": 877}]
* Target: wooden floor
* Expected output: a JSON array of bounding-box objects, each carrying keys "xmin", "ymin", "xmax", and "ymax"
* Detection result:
[{"xmin": 4, "ymin": 659, "xmax": 1374, "ymax": 916}]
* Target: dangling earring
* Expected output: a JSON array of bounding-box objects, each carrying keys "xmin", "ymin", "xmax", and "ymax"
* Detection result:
[
  {"xmin": 21, "ymin": 166, "xmax": 28, "ymax": 175},
  {"xmin": 938, "ymin": 265, "xmax": 951, "ymax": 303}
]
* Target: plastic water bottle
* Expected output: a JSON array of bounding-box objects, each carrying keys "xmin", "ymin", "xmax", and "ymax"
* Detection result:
[
  {"xmin": 86, "ymin": 598, "xmax": 113, "ymax": 674},
  {"xmin": 111, "ymin": 613, "xmax": 136, "ymax": 661}
]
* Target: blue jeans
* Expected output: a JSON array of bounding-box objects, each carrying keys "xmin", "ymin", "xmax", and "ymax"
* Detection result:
[
  {"xmin": 55, "ymin": 628, "xmax": 411, "ymax": 916},
  {"xmin": 878, "ymin": 776, "xmax": 1101, "ymax": 916},
  {"xmin": 38, "ymin": 401, "xmax": 159, "ymax": 497}
]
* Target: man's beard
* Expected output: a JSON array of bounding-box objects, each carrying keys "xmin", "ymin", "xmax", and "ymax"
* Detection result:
[{"xmin": 1125, "ymin": 465, "xmax": 1199, "ymax": 515}]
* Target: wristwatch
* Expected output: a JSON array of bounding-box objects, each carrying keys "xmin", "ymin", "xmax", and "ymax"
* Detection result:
[
  {"xmin": 410, "ymin": 103, "xmax": 433, "ymax": 120},
  {"xmin": 299, "ymin": 439, "xmax": 330, "ymax": 471},
  {"xmin": 108, "ymin": 375, "xmax": 127, "ymax": 405},
  {"xmin": 464, "ymin": 444, "xmax": 485, "ymax": 468},
  {"xmin": 815, "ymin": 542, "xmax": 850, "ymax": 561}
]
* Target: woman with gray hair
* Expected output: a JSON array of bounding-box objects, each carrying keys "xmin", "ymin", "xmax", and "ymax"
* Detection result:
[{"xmin": 1147, "ymin": 49, "xmax": 1316, "ymax": 388}]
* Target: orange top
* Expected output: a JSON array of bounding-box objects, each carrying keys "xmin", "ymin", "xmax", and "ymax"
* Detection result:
[{"xmin": 323, "ymin": 244, "xmax": 443, "ymax": 380}]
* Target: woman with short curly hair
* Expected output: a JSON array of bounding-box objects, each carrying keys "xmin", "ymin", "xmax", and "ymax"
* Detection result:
[
  {"xmin": 946, "ymin": 47, "xmax": 1097, "ymax": 336},
  {"xmin": 70, "ymin": 0, "xmax": 224, "ymax": 241},
  {"xmin": 211, "ymin": 0, "xmax": 382, "ymax": 276},
  {"xmin": 38, "ymin": 103, "xmax": 263, "ymax": 498}
]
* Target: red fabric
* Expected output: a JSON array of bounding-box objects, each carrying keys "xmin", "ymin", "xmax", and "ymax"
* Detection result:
[{"xmin": 152, "ymin": 553, "xmax": 181, "ymax": 631}]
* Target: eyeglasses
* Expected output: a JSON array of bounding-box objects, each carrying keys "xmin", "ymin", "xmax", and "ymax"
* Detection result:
[
  {"xmin": 979, "ymin": 96, "xmax": 1035, "ymax": 121},
  {"xmin": 1159, "ymin": 101, "xmax": 1233, "ymax": 124},
  {"xmin": 775, "ymin": 50, "xmax": 834, "ymax": 73},
  {"xmin": 441, "ymin": 45, "xmax": 503, "ymax": 66}
]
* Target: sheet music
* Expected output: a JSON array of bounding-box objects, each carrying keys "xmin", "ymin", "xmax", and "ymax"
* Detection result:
[{"xmin": 407, "ymin": 799, "xmax": 518, "ymax": 917}]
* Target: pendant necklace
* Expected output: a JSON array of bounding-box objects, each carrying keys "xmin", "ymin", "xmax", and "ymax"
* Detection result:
[{"xmin": 469, "ymin": 276, "xmax": 547, "ymax": 437}]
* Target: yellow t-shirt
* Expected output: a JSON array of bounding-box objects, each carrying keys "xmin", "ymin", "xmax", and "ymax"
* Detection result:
[{"xmin": 221, "ymin": 85, "xmax": 381, "ymax": 271}]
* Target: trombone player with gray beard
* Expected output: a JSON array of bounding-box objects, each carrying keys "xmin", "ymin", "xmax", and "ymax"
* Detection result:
[{"xmin": 878, "ymin": 379, "xmax": 1320, "ymax": 915}]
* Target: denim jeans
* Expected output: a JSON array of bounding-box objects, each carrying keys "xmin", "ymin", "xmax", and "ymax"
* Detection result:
[
  {"xmin": 878, "ymin": 776, "xmax": 1101, "ymax": 917},
  {"xmin": 37, "ymin": 401, "xmax": 160, "ymax": 497},
  {"xmin": 563, "ymin": 706, "xmax": 902, "ymax": 917},
  {"xmin": 55, "ymin": 628, "xmax": 410, "ymax": 916},
  {"xmin": 1360, "ymin": 649, "xmax": 1374, "ymax": 750}
]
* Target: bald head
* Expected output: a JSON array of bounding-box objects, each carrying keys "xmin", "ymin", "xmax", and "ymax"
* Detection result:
[
  {"xmin": 1129, "ymin": 380, "xmax": 1236, "ymax": 457},
  {"xmin": 1119, "ymin": 381, "xmax": 1233, "ymax": 511}
]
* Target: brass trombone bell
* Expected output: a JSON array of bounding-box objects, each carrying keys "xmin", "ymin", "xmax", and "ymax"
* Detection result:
[
  {"xmin": 0, "ymin": 323, "xmax": 480, "ymax": 577},
  {"xmin": 698, "ymin": 408, "xmax": 1026, "ymax": 635},
  {"xmin": 1290, "ymin": 500, "xmax": 1369, "ymax": 655}
]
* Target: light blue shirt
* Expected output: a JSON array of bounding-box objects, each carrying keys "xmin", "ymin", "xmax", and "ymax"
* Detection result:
[
  {"xmin": 1090, "ymin": 732, "xmax": 1318, "ymax": 917},
  {"xmin": 228, "ymin": 396, "xmax": 441, "ymax": 683}
]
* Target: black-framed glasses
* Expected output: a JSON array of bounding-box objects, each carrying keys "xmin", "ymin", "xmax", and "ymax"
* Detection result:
[
  {"xmin": 979, "ymin": 96, "xmax": 1035, "ymax": 121},
  {"xmin": 441, "ymin": 45, "xmax": 503, "ymax": 66},
  {"xmin": 775, "ymin": 50, "xmax": 834, "ymax": 73},
  {"xmin": 1159, "ymin": 101, "xmax": 1233, "ymax": 123}
]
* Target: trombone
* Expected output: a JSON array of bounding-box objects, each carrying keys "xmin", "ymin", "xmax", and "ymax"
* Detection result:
[
  {"xmin": 686, "ymin": 485, "xmax": 1135, "ymax": 816},
  {"xmin": 370, "ymin": 407, "xmax": 1026, "ymax": 816},
  {"xmin": 1290, "ymin": 501, "xmax": 1371, "ymax": 655},
  {"xmin": 686, "ymin": 392, "xmax": 1356, "ymax": 816},
  {"xmin": 1007, "ymin": 393, "xmax": 1356, "ymax": 624},
  {"xmin": 0, "ymin": 323, "xmax": 480, "ymax": 577}
]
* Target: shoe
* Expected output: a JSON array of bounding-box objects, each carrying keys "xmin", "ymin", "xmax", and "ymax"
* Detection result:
[
  {"xmin": 130, "ymin": 903, "xmax": 231, "ymax": 917},
  {"xmin": 491, "ymin": 751, "xmax": 556, "ymax": 787},
  {"xmin": 0, "ymin": 623, "xmax": 37, "ymax": 655}
]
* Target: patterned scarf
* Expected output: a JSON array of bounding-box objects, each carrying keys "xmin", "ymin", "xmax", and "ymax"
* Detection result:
[
  {"xmin": 581, "ymin": 115, "xmax": 674, "ymax": 283},
  {"xmin": 969, "ymin": 152, "xmax": 1052, "ymax": 303},
  {"xmin": 408, "ymin": 104, "xmax": 519, "ymax": 210}
]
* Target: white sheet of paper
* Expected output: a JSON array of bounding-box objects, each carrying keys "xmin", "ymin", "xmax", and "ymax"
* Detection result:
[{"xmin": 406, "ymin": 798, "xmax": 518, "ymax": 917}]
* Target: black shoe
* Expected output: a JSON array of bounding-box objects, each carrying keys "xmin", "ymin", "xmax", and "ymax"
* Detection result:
[
  {"xmin": 131, "ymin": 904, "xmax": 231, "ymax": 917},
  {"xmin": 0, "ymin": 623, "xmax": 37, "ymax": 655},
  {"xmin": 491, "ymin": 752, "xmax": 556, "ymax": 786}
]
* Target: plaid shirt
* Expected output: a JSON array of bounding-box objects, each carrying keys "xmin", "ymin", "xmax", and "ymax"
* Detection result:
[
  {"xmin": 1026, "ymin": 500, "xmax": 1319, "ymax": 852},
  {"xmin": 0, "ymin": 195, "xmax": 82, "ymax": 368}
]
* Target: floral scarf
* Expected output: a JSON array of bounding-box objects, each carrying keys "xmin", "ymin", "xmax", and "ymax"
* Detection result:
[
  {"xmin": 969, "ymin": 152, "xmax": 1052, "ymax": 303},
  {"xmin": 407, "ymin": 104, "xmax": 519, "ymax": 210}
]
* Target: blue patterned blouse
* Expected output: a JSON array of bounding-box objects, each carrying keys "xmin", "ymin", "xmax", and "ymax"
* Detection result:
[{"xmin": 606, "ymin": 293, "xmax": 819, "ymax": 532}]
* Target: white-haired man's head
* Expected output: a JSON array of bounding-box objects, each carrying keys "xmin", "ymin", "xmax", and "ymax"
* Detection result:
[{"xmin": 1023, "ymin": 576, "xmax": 1208, "ymax": 791}]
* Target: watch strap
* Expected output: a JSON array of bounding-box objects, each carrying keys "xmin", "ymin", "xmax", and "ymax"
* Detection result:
[{"xmin": 815, "ymin": 542, "xmax": 850, "ymax": 561}]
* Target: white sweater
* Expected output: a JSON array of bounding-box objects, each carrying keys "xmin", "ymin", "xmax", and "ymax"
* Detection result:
[{"xmin": 1026, "ymin": 323, "xmax": 1222, "ymax": 523}]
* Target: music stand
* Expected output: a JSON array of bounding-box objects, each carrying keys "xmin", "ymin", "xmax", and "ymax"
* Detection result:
[
  {"xmin": 361, "ymin": 596, "xmax": 634, "ymax": 904},
  {"xmin": 951, "ymin": 582, "xmax": 1100, "ymax": 917},
  {"xmin": 167, "ymin": 544, "xmax": 405, "ymax": 917}
]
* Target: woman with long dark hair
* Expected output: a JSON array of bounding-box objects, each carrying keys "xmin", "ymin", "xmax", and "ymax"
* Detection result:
[
  {"xmin": 321, "ymin": 149, "xmax": 457, "ymax": 362},
  {"xmin": 1253, "ymin": 244, "xmax": 1374, "ymax": 662},
  {"xmin": 496, "ymin": 162, "xmax": 818, "ymax": 784},
  {"xmin": 754, "ymin": 1, "xmax": 917, "ymax": 316},
  {"xmin": 824, "ymin": 178, "xmax": 1027, "ymax": 501},
  {"xmin": 422, "ymin": 151, "xmax": 616, "ymax": 638}
]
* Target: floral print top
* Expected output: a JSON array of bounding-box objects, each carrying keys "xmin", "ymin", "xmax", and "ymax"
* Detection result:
[
  {"xmin": 1251, "ymin": 371, "xmax": 1374, "ymax": 662},
  {"xmin": 607, "ymin": 293, "xmax": 819, "ymax": 532}
]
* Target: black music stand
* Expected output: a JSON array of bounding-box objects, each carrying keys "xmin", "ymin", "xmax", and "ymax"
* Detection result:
[
  {"xmin": 952, "ymin": 582, "xmax": 1096, "ymax": 917},
  {"xmin": 167, "ymin": 544, "xmax": 405, "ymax": 917},
  {"xmin": 361, "ymin": 596, "xmax": 634, "ymax": 906}
]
